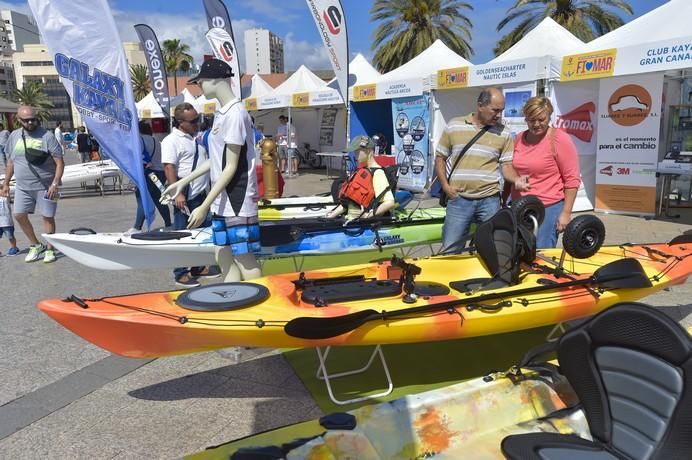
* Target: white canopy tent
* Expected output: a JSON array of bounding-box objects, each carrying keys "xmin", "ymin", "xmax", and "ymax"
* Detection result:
[
  {"xmin": 136, "ymin": 89, "xmax": 190, "ymax": 119},
  {"xmin": 353, "ymin": 40, "xmax": 472, "ymax": 101},
  {"xmin": 555, "ymin": 0, "xmax": 692, "ymax": 215},
  {"xmin": 249, "ymin": 65, "xmax": 346, "ymax": 153}
]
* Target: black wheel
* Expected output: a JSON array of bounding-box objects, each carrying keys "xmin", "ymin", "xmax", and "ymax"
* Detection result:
[
  {"xmin": 563, "ymin": 215, "xmax": 606, "ymax": 259},
  {"xmin": 331, "ymin": 178, "xmax": 344, "ymax": 202},
  {"xmin": 308, "ymin": 151, "xmax": 322, "ymax": 168},
  {"xmin": 511, "ymin": 195, "xmax": 545, "ymax": 232}
]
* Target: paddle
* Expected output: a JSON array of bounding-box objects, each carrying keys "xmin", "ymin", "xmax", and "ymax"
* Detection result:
[{"xmin": 283, "ymin": 258, "xmax": 652, "ymax": 340}]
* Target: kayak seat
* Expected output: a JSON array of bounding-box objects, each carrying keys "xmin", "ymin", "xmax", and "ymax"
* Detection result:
[
  {"xmin": 130, "ymin": 230, "xmax": 192, "ymax": 241},
  {"xmin": 451, "ymin": 208, "xmax": 534, "ymax": 293},
  {"xmin": 501, "ymin": 302, "xmax": 692, "ymax": 460},
  {"xmin": 302, "ymin": 279, "xmax": 402, "ymax": 306}
]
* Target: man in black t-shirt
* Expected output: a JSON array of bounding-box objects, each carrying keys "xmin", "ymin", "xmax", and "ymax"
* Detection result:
[{"xmin": 76, "ymin": 126, "xmax": 91, "ymax": 163}]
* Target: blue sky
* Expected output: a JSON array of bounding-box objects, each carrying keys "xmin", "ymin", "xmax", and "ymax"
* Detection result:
[{"xmin": 5, "ymin": 0, "xmax": 670, "ymax": 70}]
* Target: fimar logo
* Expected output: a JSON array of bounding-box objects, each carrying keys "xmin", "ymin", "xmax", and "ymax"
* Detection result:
[
  {"xmin": 359, "ymin": 86, "xmax": 375, "ymax": 98},
  {"xmin": 554, "ymin": 102, "xmax": 596, "ymax": 143},
  {"xmin": 562, "ymin": 49, "xmax": 616, "ymax": 81},
  {"xmin": 437, "ymin": 67, "xmax": 468, "ymax": 89},
  {"xmin": 323, "ymin": 6, "xmax": 342, "ymax": 34}
]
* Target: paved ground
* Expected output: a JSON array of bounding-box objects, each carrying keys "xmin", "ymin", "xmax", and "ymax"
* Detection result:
[{"xmin": 1, "ymin": 156, "xmax": 691, "ymax": 458}]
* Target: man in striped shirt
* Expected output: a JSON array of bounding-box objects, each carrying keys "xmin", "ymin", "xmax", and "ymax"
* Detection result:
[{"xmin": 435, "ymin": 87, "xmax": 529, "ymax": 254}]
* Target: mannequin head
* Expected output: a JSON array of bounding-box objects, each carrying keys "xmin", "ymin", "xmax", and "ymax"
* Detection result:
[
  {"xmin": 347, "ymin": 135, "xmax": 377, "ymax": 166},
  {"xmin": 189, "ymin": 58, "xmax": 236, "ymax": 105}
]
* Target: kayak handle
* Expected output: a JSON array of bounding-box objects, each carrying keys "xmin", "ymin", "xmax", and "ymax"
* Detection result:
[
  {"xmin": 466, "ymin": 300, "xmax": 512, "ymax": 312},
  {"xmin": 69, "ymin": 227, "xmax": 97, "ymax": 235}
]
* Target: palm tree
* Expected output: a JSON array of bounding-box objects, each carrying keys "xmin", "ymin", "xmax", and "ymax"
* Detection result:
[
  {"xmin": 130, "ymin": 64, "xmax": 150, "ymax": 101},
  {"xmin": 495, "ymin": 0, "xmax": 633, "ymax": 55},
  {"xmin": 13, "ymin": 80, "xmax": 54, "ymax": 121},
  {"xmin": 162, "ymin": 39, "xmax": 193, "ymax": 95},
  {"xmin": 370, "ymin": 0, "xmax": 473, "ymax": 73}
]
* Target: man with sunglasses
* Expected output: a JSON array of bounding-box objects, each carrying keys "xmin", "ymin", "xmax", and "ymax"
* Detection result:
[
  {"xmin": 161, "ymin": 102, "xmax": 218, "ymax": 287},
  {"xmin": 0, "ymin": 105, "xmax": 64, "ymax": 263}
]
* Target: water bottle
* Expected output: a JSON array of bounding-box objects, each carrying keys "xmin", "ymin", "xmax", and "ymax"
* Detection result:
[{"xmin": 148, "ymin": 172, "xmax": 166, "ymax": 194}]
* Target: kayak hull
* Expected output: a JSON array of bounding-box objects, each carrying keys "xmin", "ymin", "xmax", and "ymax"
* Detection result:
[
  {"xmin": 38, "ymin": 241, "xmax": 692, "ymax": 357},
  {"xmin": 43, "ymin": 208, "xmax": 445, "ymax": 270}
]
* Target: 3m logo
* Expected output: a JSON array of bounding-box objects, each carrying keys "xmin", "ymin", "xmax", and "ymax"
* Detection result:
[
  {"xmin": 600, "ymin": 165, "xmax": 613, "ymax": 176},
  {"xmin": 323, "ymin": 6, "xmax": 342, "ymax": 34},
  {"xmin": 555, "ymin": 102, "xmax": 596, "ymax": 143}
]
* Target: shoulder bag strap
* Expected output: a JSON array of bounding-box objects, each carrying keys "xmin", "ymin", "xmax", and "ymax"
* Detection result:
[
  {"xmin": 444, "ymin": 124, "xmax": 491, "ymax": 184},
  {"xmin": 185, "ymin": 142, "xmax": 200, "ymax": 201},
  {"xmin": 22, "ymin": 130, "xmax": 51, "ymax": 191}
]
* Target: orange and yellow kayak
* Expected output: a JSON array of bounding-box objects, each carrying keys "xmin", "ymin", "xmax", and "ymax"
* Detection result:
[{"xmin": 39, "ymin": 239, "xmax": 692, "ymax": 358}]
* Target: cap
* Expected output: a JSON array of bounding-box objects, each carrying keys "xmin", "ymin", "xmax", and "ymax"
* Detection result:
[
  {"xmin": 189, "ymin": 58, "xmax": 234, "ymax": 83},
  {"xmin": 347, "ymin": 135, "xmax": 375, "ymax": 152}
]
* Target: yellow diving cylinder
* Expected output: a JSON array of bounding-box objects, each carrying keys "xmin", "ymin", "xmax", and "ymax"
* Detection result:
[{"xmin": 259, "ymin": 137, "xmax": 279, "ymax": 198}]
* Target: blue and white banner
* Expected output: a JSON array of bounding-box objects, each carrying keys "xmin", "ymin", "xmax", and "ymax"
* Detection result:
[
  {"xmin": 392, "ymin": 95, "xmax": 430, "ymax": 192},
  {"xmin": 28, "ymin": 0, "xmax": 154, "ymax": 226}
]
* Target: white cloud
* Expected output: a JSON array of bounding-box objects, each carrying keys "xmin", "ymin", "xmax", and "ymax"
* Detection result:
[
  {"xmin": 111, "ymin": 8, "xmax": 258, "ymax": 72},
  {"xmin": 282, "ymin": 31, "xmax": 331, "ymax": 71}
]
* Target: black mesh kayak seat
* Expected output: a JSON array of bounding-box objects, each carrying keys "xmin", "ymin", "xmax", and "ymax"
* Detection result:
[
  {"xmin": 501, "ymin": 302, "xmax": 692, "ymax": 460},
  {"xmin": 450, "ymin": 208, "xmax": 535, "ymax": 293},
  {"xmin": 130, "ymin": 230, "xmax": 192, "ymax": 241}
]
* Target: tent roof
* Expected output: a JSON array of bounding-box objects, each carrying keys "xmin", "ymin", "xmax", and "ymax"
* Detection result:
[
  {"xmin": 248, "ymin": 74, "xmax": 275, "ymax": 98},
  {"xmin": 0, "ymin": 96, "xmax": 18, "ymax": 112},
  {"xmin": 489, "ymin": 17, "xmax": 585, "ymax": 62},
  {"xmin": 582, "ymin": 0, "xmax": 692, "ymax": 51},
  {"xmin": 273, "ymin": 65, "xmax": 328, "ymax": 94},
  {"xmin": 378, "ymin": 39, "xmax": 472, "ymax": 82},
  {"xmin": 349, "ymin": 53, "xmax": 380, "ymax": 86}
]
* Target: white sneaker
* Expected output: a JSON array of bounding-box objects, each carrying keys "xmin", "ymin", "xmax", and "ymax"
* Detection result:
[
  {"xmin": 125, "ymin": 227, "xmax": 140, "ymax": 234},
  {"xmin": 43, "ymin": 249, "xmax": 56, "ymax": 263},
  {"xmin": 25, "ymin": 244, "xmax": 46, "ymax": 262}
]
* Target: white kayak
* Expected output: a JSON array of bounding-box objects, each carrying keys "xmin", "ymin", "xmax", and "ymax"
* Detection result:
[
  {"xmin": 1, "ymin": 159, "xmax": 121, "ymax": 194},
  {"xmin": 43, "ymin": 208, "xmax": 444, "ymax": 270},
  {"xmin": 257, "ymin": 195, "xmax": 335, "ymax": 220}
]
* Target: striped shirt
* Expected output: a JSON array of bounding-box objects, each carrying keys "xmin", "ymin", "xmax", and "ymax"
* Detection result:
[{"xmin": 436, "ymin": 114, "xmax": 513, "ymax": 199}]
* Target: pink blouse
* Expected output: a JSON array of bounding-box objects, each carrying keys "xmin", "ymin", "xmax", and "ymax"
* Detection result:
[{"xmin": 510, "ymin": 128, "xmax": 581, "ymax": 207}]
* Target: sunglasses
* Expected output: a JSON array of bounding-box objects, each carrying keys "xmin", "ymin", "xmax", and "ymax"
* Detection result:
[
  {"xmin": 19, "ymin": 117, "xmax": 39, "ymax": 123},
  {"xmin": 178, "ymin": 116, "xmax": 200, "ymax": 124}
]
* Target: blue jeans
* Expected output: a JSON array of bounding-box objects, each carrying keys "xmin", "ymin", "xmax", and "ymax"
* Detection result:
[
  {"xmin": 173, "ymin": 191, "xmax": 210, "ymax": 279},
  {"xmin": 134, "ymin": 170, "xmax": 172, "ymax": 230},
  {"xmin": 536, "ymin": 200, "xmax": 565, "ymax": 249},
  {"xmin": 440, "ymin": 194, "xmax": 501, "ymax": 254}
]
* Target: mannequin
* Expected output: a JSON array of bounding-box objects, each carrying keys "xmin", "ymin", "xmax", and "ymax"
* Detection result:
[
  {"xmin": 161, "ymin": 59, "xmax": 261, "ymax": 282},
  {"xmin": 328, "ymin": 135, "xmax": 396, "ymax": 222}
]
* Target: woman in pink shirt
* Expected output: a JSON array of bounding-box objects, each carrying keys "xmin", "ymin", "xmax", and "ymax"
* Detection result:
[{"xmin": 511, "ymin": 97, "xmax": 581, "ymax": 248}]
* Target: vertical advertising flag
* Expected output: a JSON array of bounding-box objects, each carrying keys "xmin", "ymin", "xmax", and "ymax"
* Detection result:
[
  {"xmin": 392, "ymin": 95, "xmax": 430, "ymax": 192},
  {"xmin": 203, "ymin": 0, "xmax": 234, "ymax": 40},
  {"xmin": 205, "ymin": 28, "xmax": 241, "ymax": 97},
  {"xmin": 28, "ymin": 0, "xmax": 154, "ymax": 226},
  {"xmin": 305, "ymin": 0, "xmax": 349, "ymax": 106},
  {"xmin": 595, "ymin": 73, "xmax": 663, "ymax": 216},
  {"xmin": 134, "ymin": 24, "xmax": 170, "ymax": 119}
]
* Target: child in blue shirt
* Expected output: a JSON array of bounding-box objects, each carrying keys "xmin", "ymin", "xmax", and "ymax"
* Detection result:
[{"xmin": 0, "ymin": 196, "xmax": 19, "ymax": 256}]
